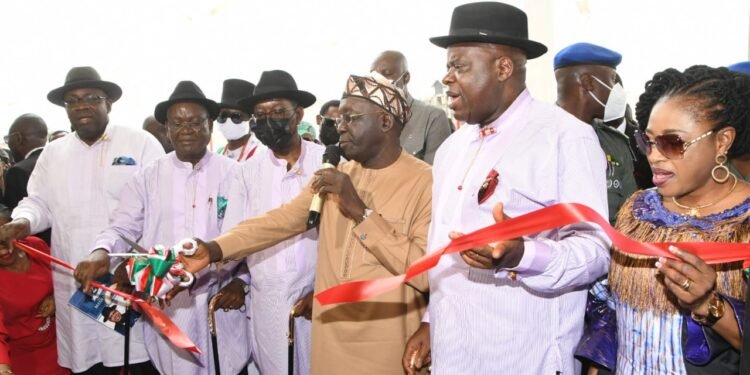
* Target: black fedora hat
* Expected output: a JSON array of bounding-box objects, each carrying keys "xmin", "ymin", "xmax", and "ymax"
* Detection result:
[
  {"xmin": 238, "ymin": 70, "xmax": 316, "ymax": 111},
  {"xmin": 430, "ymin": 2, "xmax": 548, "ymax": 59},
  {"xmin": 47, "ymin": 66, "xmax": 123, "ymax": 106},
  {"xmin": 219, "ymin": 79, "xmax": 256, "ymax": 111},
  {"xmin": 154, "ymin": 81, "xmax": 220, "ymax": 124}
]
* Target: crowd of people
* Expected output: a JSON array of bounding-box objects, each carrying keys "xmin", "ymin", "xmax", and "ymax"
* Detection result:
[{"xmin": 0, "ymin": 2, "xmax": 748, "ymax": 374}]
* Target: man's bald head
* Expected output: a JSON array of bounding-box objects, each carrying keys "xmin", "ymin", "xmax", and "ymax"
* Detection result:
[
  {"xmin": 7, "ymin": 114, "xmax": 48, "ymax": 161},
  {"xmin": 371, "ymin": 50, "xmax": 410, "ymax": 90},
  {"xmin": 9, "ymin": 114, "xmax": 47, "ymax": 136}
]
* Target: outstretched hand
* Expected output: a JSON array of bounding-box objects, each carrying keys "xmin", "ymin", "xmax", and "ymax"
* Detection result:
[
  {"xmin": 459, "ymin": 203, "xmax": 524, "ymax": 270},
  {"xmin": 179, "ymin": 240, "xmax": 211, "ymax": 275}
]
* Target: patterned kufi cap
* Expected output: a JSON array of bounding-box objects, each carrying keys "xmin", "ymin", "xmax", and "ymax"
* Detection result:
[{"xmin": 342, "ymin": 71, "xmax": 411, "ymax": 126}]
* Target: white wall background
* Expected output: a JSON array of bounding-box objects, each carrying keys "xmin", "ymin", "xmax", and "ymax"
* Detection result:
[{"xmin": 0, "ymin": 0, "xmax": 747, "ymax": 144}]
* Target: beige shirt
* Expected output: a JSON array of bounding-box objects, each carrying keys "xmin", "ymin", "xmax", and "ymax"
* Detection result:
[{"xmin": 216, "ymin": 150, "xmax": 431, "ymax": 375}]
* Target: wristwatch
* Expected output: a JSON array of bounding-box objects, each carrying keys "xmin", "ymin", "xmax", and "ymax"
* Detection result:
[{"xmin": 690, "ymin": 293, "xmax": 725, "ymax": 327}]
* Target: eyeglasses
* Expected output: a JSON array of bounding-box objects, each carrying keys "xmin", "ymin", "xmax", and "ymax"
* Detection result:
[
  {"xmin": 319, "ymin": 117, "xmax": 337, "ymax": 127},
  {"xmin": 635, "ymin": 128, "xmax": 715, "ymax": 160},
  {"xmin": 216, "ymin": 112, "xmax": 245, "ymax": 124},
  {"xmin": 167, "ymin": 118, "xmax": 209, "ymax": 132},
  {"xmin": 63, "ymin": 95, "xmax": 107, "ymax": 107},
  {"xmin": 3, "ymin": 133, "xmax": 18, "ymax": 144},
  {"xmin": 334, "ymin": 112, "xmax": 383, "ymax": 127},
  {"xmin": 252, "ymin": 107, "xmax": 297, "ymax": 123}
]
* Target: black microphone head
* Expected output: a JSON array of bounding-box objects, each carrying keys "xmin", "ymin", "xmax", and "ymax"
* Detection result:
[{"xmin": 323, "ymin": 145, "xmax": 341, "ymax": 166}]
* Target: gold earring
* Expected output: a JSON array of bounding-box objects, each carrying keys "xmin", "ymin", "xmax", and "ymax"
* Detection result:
[{"xmin": 711, "ymin": 153, "xmax": 732, "ymax": 183}]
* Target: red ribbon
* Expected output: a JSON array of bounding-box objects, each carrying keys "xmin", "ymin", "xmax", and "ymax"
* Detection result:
[
  {"xmin": 315, "ymin": 203, "xmax": 750, "ymax": 306},
  {"xmin": 13, "ymin": 240, "xmax": 201, "ymax": 354}
]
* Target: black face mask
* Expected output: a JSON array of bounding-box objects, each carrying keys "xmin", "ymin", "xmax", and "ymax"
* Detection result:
[
  {"xmin": 252, "ymin": 116, "xmax": 295, "ymax": 151},
  {"xmin": 319, "ymin": 118, "xmax": 340, "ymax": 146}
]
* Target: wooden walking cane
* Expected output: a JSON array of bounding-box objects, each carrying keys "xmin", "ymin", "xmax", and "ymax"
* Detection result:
[
  {"xmin": 110, "ymin": 282, "xmax": 130, "ymax": 374},
  {"xmin": 123, "ymin": 306, "xmax": 130, "ymax": 374},
  {"xmin": 288, "ymin": 309, "xmax": 295, "ymax": 375},
  {"xmin": 209, "ymin": 294, "xmax": 222, "ymax": 375}
]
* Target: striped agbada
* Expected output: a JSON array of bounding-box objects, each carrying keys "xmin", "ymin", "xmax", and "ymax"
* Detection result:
[
  {"xmin": 92, "ymin": 152, "xmax": 251, "ymax": 375},
  {"xmin": 222, "ymin": 140, "xmax": 325, "ymax": 374},
  {"xmin": 426, "ymin": 90, "xmax": 610, "ymax": 374}
]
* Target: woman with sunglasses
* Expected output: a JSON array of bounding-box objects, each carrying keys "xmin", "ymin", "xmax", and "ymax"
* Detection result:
[{"xmin": 578, "ymin": 65, "xmax": 750, "ymax": 374}]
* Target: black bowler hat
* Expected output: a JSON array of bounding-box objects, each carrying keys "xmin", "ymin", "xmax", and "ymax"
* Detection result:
[
  {"xmin": 47, "ymin": 66, "xmax": 123, "ymax": 106},
  {"xmin": 430, "ymin": 2, "xmax": 548, "ymax": 59},
  {"xmin": 238, "ymin": 70, "xmax": 316, "ymax": 111},
  {"xmin": 154, "ymin": 81, "xmax": 220, "ymax": 123},
  {"xmin": 219, "ymin": 79, "xmax": 256, "ymax": 111}
]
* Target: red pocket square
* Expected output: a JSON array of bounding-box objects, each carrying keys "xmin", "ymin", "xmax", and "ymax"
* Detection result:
[{"xmin": 478, "ymin": 169, "xmax": 499, "ymax": 204}]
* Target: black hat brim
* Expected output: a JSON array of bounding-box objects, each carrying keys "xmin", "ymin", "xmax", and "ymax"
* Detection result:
[
  {"xmin": 238, "ymin": 90, "xmax": 316, "ymax": 112},
  {"xmin": 154, "ymin": 98, "xmax": 220, "ymax": 124},
  {"xmin": 47, "ymin": 80, "xmax": 123, "ymax": 106},
  {"xmin": 218, "ymin": 102, "xmax": 245, "ymax": 111},
  {"xmin": 430, "ymin": 34, "xmax": 548, "ymax": 59}
]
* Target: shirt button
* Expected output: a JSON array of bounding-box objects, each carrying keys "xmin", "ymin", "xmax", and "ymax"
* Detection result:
[{"xmin": 359, "ymin": 234, "xmax": 367, "ymax": 241}]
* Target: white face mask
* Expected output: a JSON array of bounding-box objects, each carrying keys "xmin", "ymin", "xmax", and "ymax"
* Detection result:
[
  {"xmin": 218, "ymin": 120, "xmax": 250, "ymax": 141},
  {"xmin": 588, "ymin": 75, "xmax": 628, "ymax": 122}
]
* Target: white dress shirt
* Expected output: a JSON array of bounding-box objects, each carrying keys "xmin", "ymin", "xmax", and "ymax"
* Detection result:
[
  {"xmin": 223, "ymin": 140, "xmax": 324, "ymax": 375},
  {"xmin": 92, "ymin": 151, "xmax": 250, "ymax": 375},
  {"xmin": 12, "ymin": 125, "xmax": 164, "ymax": 372},
  {"xmin": 427, "ymin": 90, "xmax": 611, "ymax": 374}
]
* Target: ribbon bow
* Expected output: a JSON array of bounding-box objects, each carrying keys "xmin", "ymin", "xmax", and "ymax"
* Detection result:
[{"xmin": 126, "ymin": 239, "xmax": 197, "ymax": 299}]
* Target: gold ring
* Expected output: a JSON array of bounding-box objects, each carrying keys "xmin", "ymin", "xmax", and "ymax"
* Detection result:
[{"xmin": 681, "ymin": 278, "xmax": 692, "ymax": 290}]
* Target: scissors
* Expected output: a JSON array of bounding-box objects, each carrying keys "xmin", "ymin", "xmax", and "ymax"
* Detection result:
[{"xmin": 112, "ymin": 235, "xmax": 199, "ymax": 295}]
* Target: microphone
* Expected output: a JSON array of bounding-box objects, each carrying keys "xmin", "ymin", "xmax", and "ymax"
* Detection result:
[{"xmin": 307, "ymin": 145, "xmax": 342, "ymax": 229}]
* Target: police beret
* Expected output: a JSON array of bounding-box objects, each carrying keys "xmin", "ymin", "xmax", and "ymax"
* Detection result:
[
  {"xmin": 728, "ymin": 61, "xmax": 750, "ymax": 76},
  {"xmin": 554, "ymin": 42, "xmax": 622, "ymax": 70}
]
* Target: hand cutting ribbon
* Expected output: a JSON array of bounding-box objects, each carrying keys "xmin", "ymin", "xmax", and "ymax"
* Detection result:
[
  {"xmin": 123, "ymin": 239, "xmax": 198, "ymax": 299},
  {"xmin": 13, "ymin": 240, "xmax": 202, "ymax": 354},
  {"xmin": 315, "ymin": 202, "xmax": 750, "ymax": 306}
]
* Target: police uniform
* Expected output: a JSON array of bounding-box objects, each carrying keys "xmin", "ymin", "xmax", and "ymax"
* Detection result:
[
  {"xmin": 555, "ymin": 42, "xmax": 638, "ymax": 224},
  {"xmin": 592, "ymin": 118, "xmax": 637, "ymax": 223},
  {"xmin": 728, "ymin": 60, "xmax": 750, "ymax": 75}
]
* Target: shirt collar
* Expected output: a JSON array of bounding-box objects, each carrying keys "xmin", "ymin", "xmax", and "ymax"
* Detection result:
[
  {"xmin": 468, "ymin": 89, "xmax": 532, "ymax": 141},
  {"xmin": 171, "ymin": 149, "xmax": 212, "ymax": 171},
  {"xmin": 23, "ymin": 146, "xmax": 44, "ymax": 160},
  {"xmin": 75, "ymin": 125, "xmax": 113, "ymax": 147},
  {"xmin": 270, "ymin": 141, "xmax": 307, "ymax": 176}
]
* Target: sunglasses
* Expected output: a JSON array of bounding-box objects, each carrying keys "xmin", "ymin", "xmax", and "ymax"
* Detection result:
[
  {"xmin": 320, "ymin": 117, "xmax": 337, "ymax": 127},
  {"xmin": 635, "ymin": 128, "xmax": 715, "ymax": 160},
  {"xmin": 216, "ymin": 112, "xmax": 245, "ymax": 124}
]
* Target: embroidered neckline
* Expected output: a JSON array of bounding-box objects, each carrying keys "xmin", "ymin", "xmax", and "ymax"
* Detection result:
[{"xmin": 633, "ymin": 188, "xmax": 750, "ymax": 230}]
